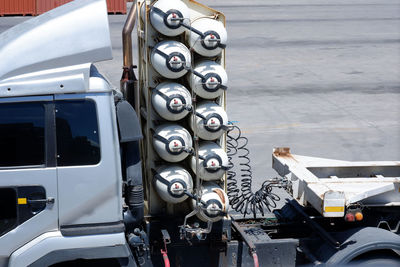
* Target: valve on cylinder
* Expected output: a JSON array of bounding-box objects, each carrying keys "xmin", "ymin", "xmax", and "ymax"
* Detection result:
[
  {"xmin": 189, "ymin": 60, "xmax": 228, "ymax": 99},
  {"xmin": 154, "ymin": 165, "xmax": 193, "ymax": 204},
  {"xmin": 190, "ymin": 101, "xmax": 228, "ymax": 140},
  {"xmin": 153, "ymin": 124, "xmax": 193, "ymax": 162},
  {"xmin": 190, "ymin": 141, "xmax": 229, "ymax": 181},
  {"xmin": 152, "ymin": 82, "xmax": 192, "ymax": 121},
  {"xmin": 187, "ymin": 18, "xmax": 227, "ymax": 57},
  {"xmin": 149, "ymin": 0, "xmax": 190, "ymax": 36},
  {"xmin": 192, "ymin": 182, "xmax": 229, "ymax": 222},
  {"xmin": 151, "ymin": 40, "xmax": 191, "ymax": 79}
]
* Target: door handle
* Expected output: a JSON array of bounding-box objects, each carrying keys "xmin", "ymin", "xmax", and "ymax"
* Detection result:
[{"xmin": 27, "ymin": 197, "xmax": 55, "ymax": 205}]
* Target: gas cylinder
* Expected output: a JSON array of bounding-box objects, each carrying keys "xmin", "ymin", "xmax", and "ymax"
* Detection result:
[
  {"xmin": 151, "ymin": 40, "xmax": 191, "ymax": 79},
  {"xmin": 190, "ymin": 141, "xmax": 229, "ymax": 181},
  {"xmin": 188, "ymin": 60, "xmax": 228, "ymax": 99},
  {"xmin": 153, "ymin": 124, "xmax": 193, "ymax": 162},
  {"xmin": 191, "ymin": 182, "xmax": 229, "ymax": 222},
  {"xmin": 154, "ymin": 165, "xmax": 193, "ymax": 204},
  {"xmin": 187, "ymin": 18, "xmax": 227, "ymax": 57},
  {"xmin": 190, "ymin": 101, "xmax": 228, "ymax": 140},
  {"xmin": 189, "ymin": 60, "xmax": 228, "ymax": 99},
  {"xmin": 152, "ymin": 82, "xmax": 192, "ymax": 121},
  {"xmin": 149, "ymin": 0, "xmax": 190, "ymax": 36}
]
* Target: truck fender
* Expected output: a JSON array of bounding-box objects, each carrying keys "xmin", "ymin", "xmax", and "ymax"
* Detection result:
[{"xmin": 322, "ymin": 227, "xmax": 400, "ymax": 265}]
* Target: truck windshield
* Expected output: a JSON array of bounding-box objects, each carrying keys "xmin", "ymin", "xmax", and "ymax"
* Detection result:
[{"xmin": 0, "ymin": 102, "xmax": 45, "ymax": 167}]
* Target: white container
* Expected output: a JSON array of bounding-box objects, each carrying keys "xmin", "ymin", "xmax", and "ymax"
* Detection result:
[
  {"xmin": 189, "ymin": 60, "xmax": 227, "ymax": 99},
  {"xmin": 187, "ymin": 18, "xmax": 227, "ymax": 57},
  {"xmin": 190, "ymin": 101, "xmax": 228, "ymax": 140},
  {"xmin": 153, "ymin": 124, "xmax": 193, "ymax": 162},
  {"xmin": 154, "ymin": 165, "xmax": 193, "ymax": 204},
  {"xmin": 149, "ymin": 0, "xmax": 190, "ymax": 36},
  {"xmin": 191, "ymin": 182, "xmax": 229, "ymax": 222},
  {"xmin": 190, "ymin": 141, "xmax": 228, "ymax": 181},
  {"xmin": 152, "ymin": 82, "xmax": 192, "ymax": 121},
  {"xmin": 151, "ymin": 40, "xmax": 191, "ymax": 79}
]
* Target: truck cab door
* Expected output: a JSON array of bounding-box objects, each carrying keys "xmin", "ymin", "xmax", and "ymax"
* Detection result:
[{"xmin": 0, "ymin": 96, "xmax": 58, "ymax": 266}]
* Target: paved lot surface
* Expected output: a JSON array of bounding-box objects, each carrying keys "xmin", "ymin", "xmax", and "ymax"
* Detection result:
[{"xmin": 1, "ymin": 0, "xmax": 399, "ymax": 194}]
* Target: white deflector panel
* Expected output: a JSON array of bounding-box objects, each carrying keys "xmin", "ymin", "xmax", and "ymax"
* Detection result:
[{"xmin": 0, "ymin": 0, "xmax": 112, "ymax": 96}]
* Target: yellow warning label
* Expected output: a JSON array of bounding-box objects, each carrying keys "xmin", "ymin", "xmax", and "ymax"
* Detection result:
[
  {"xmin": 324, "ymin": 206, "xmax": 344, "ymax": 213},
  {"xmin": 18, "ymin": 198, "xmax": 27, "ymax": 205}
]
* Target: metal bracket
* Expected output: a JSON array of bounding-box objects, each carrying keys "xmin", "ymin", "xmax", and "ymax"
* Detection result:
[{"xmin": 179, "ymin": 207, "xmax": 213, "ymax": 242}]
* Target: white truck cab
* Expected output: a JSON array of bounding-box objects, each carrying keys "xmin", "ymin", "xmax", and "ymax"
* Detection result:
[{"xmin": 0, "ymin": 1, "xmax": 138, "ymax": 266}]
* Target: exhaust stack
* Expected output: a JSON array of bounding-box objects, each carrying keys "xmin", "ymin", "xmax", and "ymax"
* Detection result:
[{"xmin": 121, "ymin": 1, "xmax": 139, "ymax": 115}]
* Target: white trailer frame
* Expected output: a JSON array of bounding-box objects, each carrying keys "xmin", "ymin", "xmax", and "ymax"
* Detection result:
[{"xmin": 272, "ymin": 147, "xmax": 400, "ymax": 217}]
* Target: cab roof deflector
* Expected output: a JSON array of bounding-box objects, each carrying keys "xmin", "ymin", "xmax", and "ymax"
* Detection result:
[{"xmin": 0, "ymin": 0, "xmax": 112, "ymax": 97}]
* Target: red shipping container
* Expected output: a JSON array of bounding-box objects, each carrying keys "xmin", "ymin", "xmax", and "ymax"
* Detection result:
[
  {"xmin": 107, "ymin": 0, "xmax": 126, "ymax": 14},
  {"xmin": 36, "ymin": 0, "xmax": 72, "ymax": 15},
  {"xmin": 36, "ymin": 0, "xmax": 126, "ymax": 15},
  {"xmin": 0, "ymin": 0, "xmax": 36, "ymax": 16}
]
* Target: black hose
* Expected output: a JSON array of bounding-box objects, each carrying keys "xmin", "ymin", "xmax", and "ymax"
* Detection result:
[
  {"xmin": 227, "ymin": 125, "xmax": 280, "ymax": 218},
  {"xmin": 123, "ymin": 141, "xmax": 144, "ymax": 230}
]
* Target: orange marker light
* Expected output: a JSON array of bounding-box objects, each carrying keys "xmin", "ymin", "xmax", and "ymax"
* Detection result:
[{"xmin": 355, "ymin": 212, "xmax": 363, "ymax": 221}]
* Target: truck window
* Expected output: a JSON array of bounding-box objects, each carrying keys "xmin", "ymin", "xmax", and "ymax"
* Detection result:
[
  {"xmin": 55, "ymin": 100, "xmax": 100, "ymax": 166},
  {"xmin": 0, "ymin": 102, "xmax": 45, "ymax": 167},
  {"xmin": 0, "ymin": 188, "xmax": 17, "ymax": 237}
]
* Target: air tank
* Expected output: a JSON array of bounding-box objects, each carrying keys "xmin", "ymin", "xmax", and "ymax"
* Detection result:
[
  {"xmin": 154, "ymin": 165, "xmax": 193, "ymax": 204},
  {"xmin": 187, "ymin": 18, "xmax": 227, "ymax": 57},
  {"xmin": 151, "ymin": 40, "xmax": 191, "ymax": 79},
  {"xmin": 153, "ymin": 124, "xmax": 193, "ymax": 162},
  {"xmin": 149, "ymin": 0, "xmax": 190, "ymax": 36},
  {"xmin": 190, "ymin": 101, "xmax": 228, "ymax": 140},
  {"xmin": 189, "ymin": 60, "xmax": 227, "ymax": 99},
  {"xmin": 190, "ymin": 141, "xmax": 229, "ymax": 181},
  {"xmin": 191, "ymin": 182, "xmax": 229, "ymax": 222},
  {"xmin": 152, "ymin": 82, "xmax": 192, "ymax": 121}
]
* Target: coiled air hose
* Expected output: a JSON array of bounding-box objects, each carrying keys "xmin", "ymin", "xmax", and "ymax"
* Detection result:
[{"xmin": 227, "ymin": 125, "xmax": 280, "ymax": 218}]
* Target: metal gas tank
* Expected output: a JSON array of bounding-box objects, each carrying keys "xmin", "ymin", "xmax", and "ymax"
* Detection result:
[
  {"xmin": 190, "ymin": 141, "xmax": 228, "ymax": 181},
  {"xmin": 190, "ymin": 101, "xmax": 228, "ymax": 140},
  {"xmin": 153, "ymin": 124, "xmax": 192, "ymax": 162},
  {"xmin": 154, "ymin": 165, "xmax": 193, "ymax": 204},
  {"xmin": 191, "ymin": 182, "xmax": 229, "ymax": 222},
  {"xmin": 188, "ymin": 60, "xmax": 227, "ymax": 99},
  {"xmin": 187, "ymin": 18, "xmax": 227, "ymax": 57},
  {"xmin": 152, "ymin": 82, "xmax": 192, "ymax": 121},
  {"xmin": 151, "ymin": 40, "xmax": 191, "ymax": 79},
  {"xmin": 149, "ymin": 0, "xmax": 190, "ymax": 36}
]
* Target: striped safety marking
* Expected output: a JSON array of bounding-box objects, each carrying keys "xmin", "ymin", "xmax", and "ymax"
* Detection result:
[{"xmin": 324, "ymin": 206, "xmax": 344, "ymax": 213}]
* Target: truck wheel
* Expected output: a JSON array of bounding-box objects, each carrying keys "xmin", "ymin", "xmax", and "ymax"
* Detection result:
[
  {"xmin": 321, "ymin": 227, "xmax": 400, "ymax": 265},
  {"xmin": 350, "ymin": 251, "xmax": 400, "ymax": 266}
]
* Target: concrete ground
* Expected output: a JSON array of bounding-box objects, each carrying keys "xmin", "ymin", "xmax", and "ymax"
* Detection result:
[
  {"xmin": 102, "ymin": 0, "xmax": 400, "ymax": 187},
  {"xmin": 1, "ymin": 0, "xmax": 399, "ymax": 191}
]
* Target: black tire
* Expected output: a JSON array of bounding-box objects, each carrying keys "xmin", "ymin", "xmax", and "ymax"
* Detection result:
[{"xmin": 350, "ymin": 251, "xmax": 400, "ymax": 266}]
